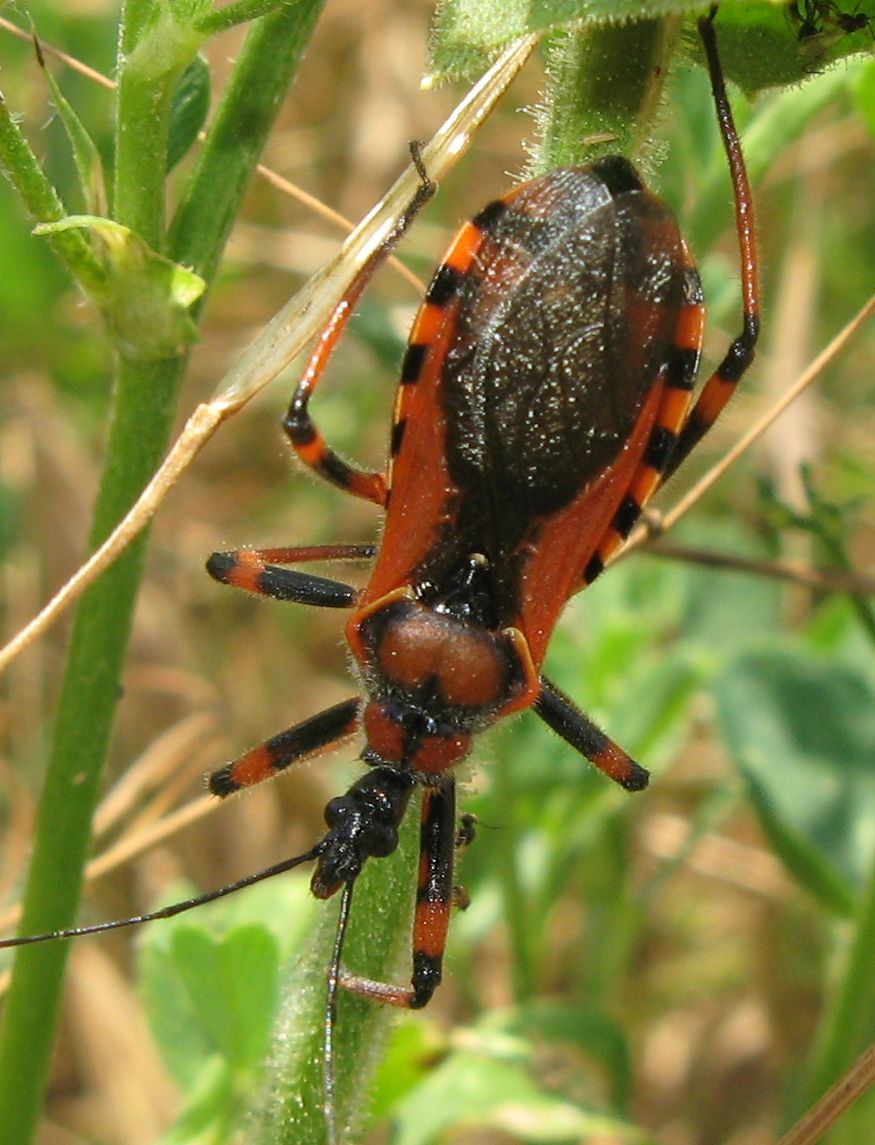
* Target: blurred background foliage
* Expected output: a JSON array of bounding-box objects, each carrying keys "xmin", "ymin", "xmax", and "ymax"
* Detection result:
[{"xmin": 0, "ymin": 1, "xmax": 874, "ymax": 1143}]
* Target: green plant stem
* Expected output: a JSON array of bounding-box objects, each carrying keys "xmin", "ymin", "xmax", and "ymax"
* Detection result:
[
  {"xmin": 801, "ymin": 845, "xmax": 875, "ymax": 1112},
  {"xmin": 249, "ymin": 807, "xmax": 421, "ymax": 1145},
  {"xmin": 0, "ymin": 88, "xmax": 106, "ymax": 296},
  {"xmin": 0, "ymin": 355, "xmax": 185, "ymax": 1144},
  {"xmin": 531, "ymin": 19, "xmax": 681, "ymax": 174},
  {"xmin": 169, "ymin": 0, "xmax": 327, "ymax": 284},
  {"xmin": 0, "ymin": 11, "xmax": 190, "ymax": 1133},
  {"xmin": 0, "ymin": 4, "xmax": 327, "ymax": 1140},
  {"xmin": 492, "ymin": 747, "xmax": 539, "ymax": 1003},
  {"xmin": 114, "ymin": 0, "xmax": 199, "ymax": 247}
]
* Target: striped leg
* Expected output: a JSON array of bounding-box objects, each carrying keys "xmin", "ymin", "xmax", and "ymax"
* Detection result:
[
  {"xmin": 580, "ymin": 252, "xmax": 705, "ymax": 587},
  {"xmin": 339, "ymin": 777, "xmax": 456, "ymax": 1009},
  {"xmin": 206, "ymin": 545, "xmax": 373, "ymax": 794},
  {"xmin": 209, "ymin": 697, "xmax": 363, "ymax": 795},
  {"xmin": 535, "ymin": 677, "xmax": 650, "ymax": 792},
  {"xmin": 662, "ymin": 11, "xmax": 760, "ymax": 481},
  {"xmin": 283, "ymin": 150, "xmax": 436, "ymax": 505},
  {"xmin": 206, "ymin": 543, "xmax": 375, "ymax": 607},
  {"xmin": 579, "ymin": 11, "xmax": 760, "ymax": 589}
]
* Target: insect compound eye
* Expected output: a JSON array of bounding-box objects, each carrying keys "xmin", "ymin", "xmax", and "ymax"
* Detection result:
[
  {"xmin": 324, "ymin": 793, "xmax": 353, "ymax": 829},
  {"xmin": 363, "ymin": 820, "xmax": 399, "ymax": 859}
]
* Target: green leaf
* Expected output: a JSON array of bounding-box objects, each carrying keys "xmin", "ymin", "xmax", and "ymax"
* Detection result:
[
  {"xmin": 500, "ymin": 1001, "xmax": 633, "ymax": 1112},
  {"xmin": 715, "ymin": 649, "xmax": 875, "ymax": 915},
  {"xmin": 390, "ymin": 1023, "xmax": 653, "ymax": 1145},
  {"xmin": 171, "ymin": 926, "xmax": 279, "ymax": 1069},
  {"xmin": 367, "ymin": 1017, "xmax": 446, "ymax": 1123},
  {"xmin": 429, "ymin": 2, "xmax": 875, "ymax": 92},
  {"xmin": 139, "ymin": 877, "xmax": 315, "ymax": 1092},
  {"xmin": 167, "ymin": 55, "xmax": 211, "ymax": 171},
  {"xmin": 34, "ymin": 215, "xmax": 205, "ymax": 359},
  {"xmin": 153, "ymin": 1055, "xmax": 236, "ymax": 1145},
  {"xmin": 194, "ymin": 0, "xmax": 299, "ymax": 36},
  {"xmin": 141, "ymin": 924, "xmax": 279, "ymax": 1084},
  {"xmin": 33, "ymin": 31, "xmax": 108, "ymax": 216}
]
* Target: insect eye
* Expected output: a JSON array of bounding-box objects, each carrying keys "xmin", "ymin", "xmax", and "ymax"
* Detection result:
[
  {"xmin": 324, "ymin": 794, "xmax": 351, "ymax": 827},
  {"xmin": 366, "ymin": 822, "xmax": 399, "ymax": 858}
]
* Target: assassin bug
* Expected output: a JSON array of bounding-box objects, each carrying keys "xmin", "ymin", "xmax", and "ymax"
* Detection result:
[{"xmin": 3, "ymin": 9, "xmax": 759, "ymax": 1140}]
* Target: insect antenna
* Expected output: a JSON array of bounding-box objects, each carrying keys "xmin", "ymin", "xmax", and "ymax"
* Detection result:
[
  {"xmin": 323, "ymin": 879, "xmax": 356, "ymax": 1145},
  {"xmin": 0, "ymin": 844, "xmax": 323, "ymax": 950}
]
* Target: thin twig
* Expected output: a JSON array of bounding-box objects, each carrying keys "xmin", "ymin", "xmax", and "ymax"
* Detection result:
[
  {"xmin": 777, "ymin": 1041, "xmax": 875, "ymax": 1145},
  {"xmin": 0, "ymin": 35, "xmax": 538, "ymax": 677},
  {"xmin": 645, "ymin": 541, "xmax": 875, "ymax": 596},
  {"xmin": 0, "ymin": 15, "xmax": 424, "ymax": 287},
  {"xmin": 0, "ymin": 16, "xmax": 113, "ymax": 88}
]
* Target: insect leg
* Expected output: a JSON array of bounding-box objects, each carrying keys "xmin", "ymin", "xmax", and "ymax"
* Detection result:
[
  {"xmin": 576, "ymin": 248, "xmax": 705, "ymax": 590},
  {"xmin": 283, "ymin": 149, "xmax": 437, "ymax": 506},
  {"xmin": 663, "ymin": 11, "xmax": 760, "ymax": 481},
  {"xmin": 535, "ymin": 677, "xmax": 650, "ymax": 792},
  {"xmin": 581, "ymin": 10, "xmax": 760, "ymax": 585},
  {"xmin": 206, "ymin": 543, "xmax": 375, "ymax": 607},
  {"xmin": 208, "ymin": 697, "xmax": 362, "ymax": 795},
  {"xmin": 338, "ymin": 777, "xmax": 456, "ymax": 1009}
]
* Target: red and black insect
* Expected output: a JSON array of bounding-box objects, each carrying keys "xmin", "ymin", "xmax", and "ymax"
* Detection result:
[{"xmin": 2, "ymin": 10, "xmax": 759, "ymax": 1140}]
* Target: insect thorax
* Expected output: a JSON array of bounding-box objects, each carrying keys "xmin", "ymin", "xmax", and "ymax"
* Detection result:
[{"xmin": 349, "ymin": 593, "xmax": 536, "ymax": 773}]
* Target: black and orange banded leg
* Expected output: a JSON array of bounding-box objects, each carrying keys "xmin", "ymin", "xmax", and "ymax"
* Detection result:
[
  {"xmin": 535, "ymin": 677, "xmax": 650, "ymax": 792},
  {"xmin": 209, "ymin": 697, "xmax": 363, "ymax": 796},
  {"xmin": 664, "ymin": 10, "xmax": 760, "ymax": 480},
  {"xmin": 205, "ymin": 544, "xmax": 374, "ymax": 794},
  {"xmin": 581, "ymin": 10, "xmax": 759, "ymax": 589},
  {"xmin": 206, "ymin": 543, "xmax": 375, "ymax": 607},
  {"xmin": 283, "ymin": 148, "xmax": 437, "ymax": 505},
  {"xmin": 339, "ymin": 777, "xmax": 456, "ymax": 1009},
  {"xmin": 581, "ymin": 253, "xmax": 705, "ymax": 587}
]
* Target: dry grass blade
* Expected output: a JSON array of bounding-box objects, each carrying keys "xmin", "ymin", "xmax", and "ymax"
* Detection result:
[
  {"xmin": 0, "ymin": 794, "xmax": 222, "ymax": 964},
  {"xmin": 778, "ymin": 1042, "xmax": 875, "ymax": 1145},
  {"xmin": 644, "ymin": 541, "xmax": 875, "ymax": 596},
  {"xmin": 0, "ymin": 35, "xmax": 537, "ymax": 678},
  {"xmin": 0, "ymin": 15, "xmax": 114, "ymax": 89}
]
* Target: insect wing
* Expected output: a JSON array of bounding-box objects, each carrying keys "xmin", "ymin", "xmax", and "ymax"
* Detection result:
[{"xmin": 367, "ymin": 159, "xmax": 692, "ymax": 662}]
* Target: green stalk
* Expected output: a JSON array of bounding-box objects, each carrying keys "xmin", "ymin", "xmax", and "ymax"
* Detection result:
[
  {"xmin": 531, "ymin": 19, "xmax": 681, "ymax": 174},
  {"xmin": 169, "ymin": 0, "xmax": 326, "ymax": 283},
  {"xmin": 0, "ymin": 4, "xmax": 187, "ymax": 1135},
  {"xmin": 492, "ymin": 742, "xmax": 539, "ymax": 1003},
  {"xmin": 0, "ymin": 87, "xmax": 106, "ymax": 297},
  {"xmin": 0, "ymin": 3, "xmax": 326, "ymax": 1140},
  {"xmin": 249, "ymin": 809, "xmax": 421, "ymax": 1144},
  {"xmin": 0, "ymin": 356, "xmax": 185, "ymax": 1144},
  {"xmin": 800, "ymin": 844, "xmax": 875, "ymax": 1113}
]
